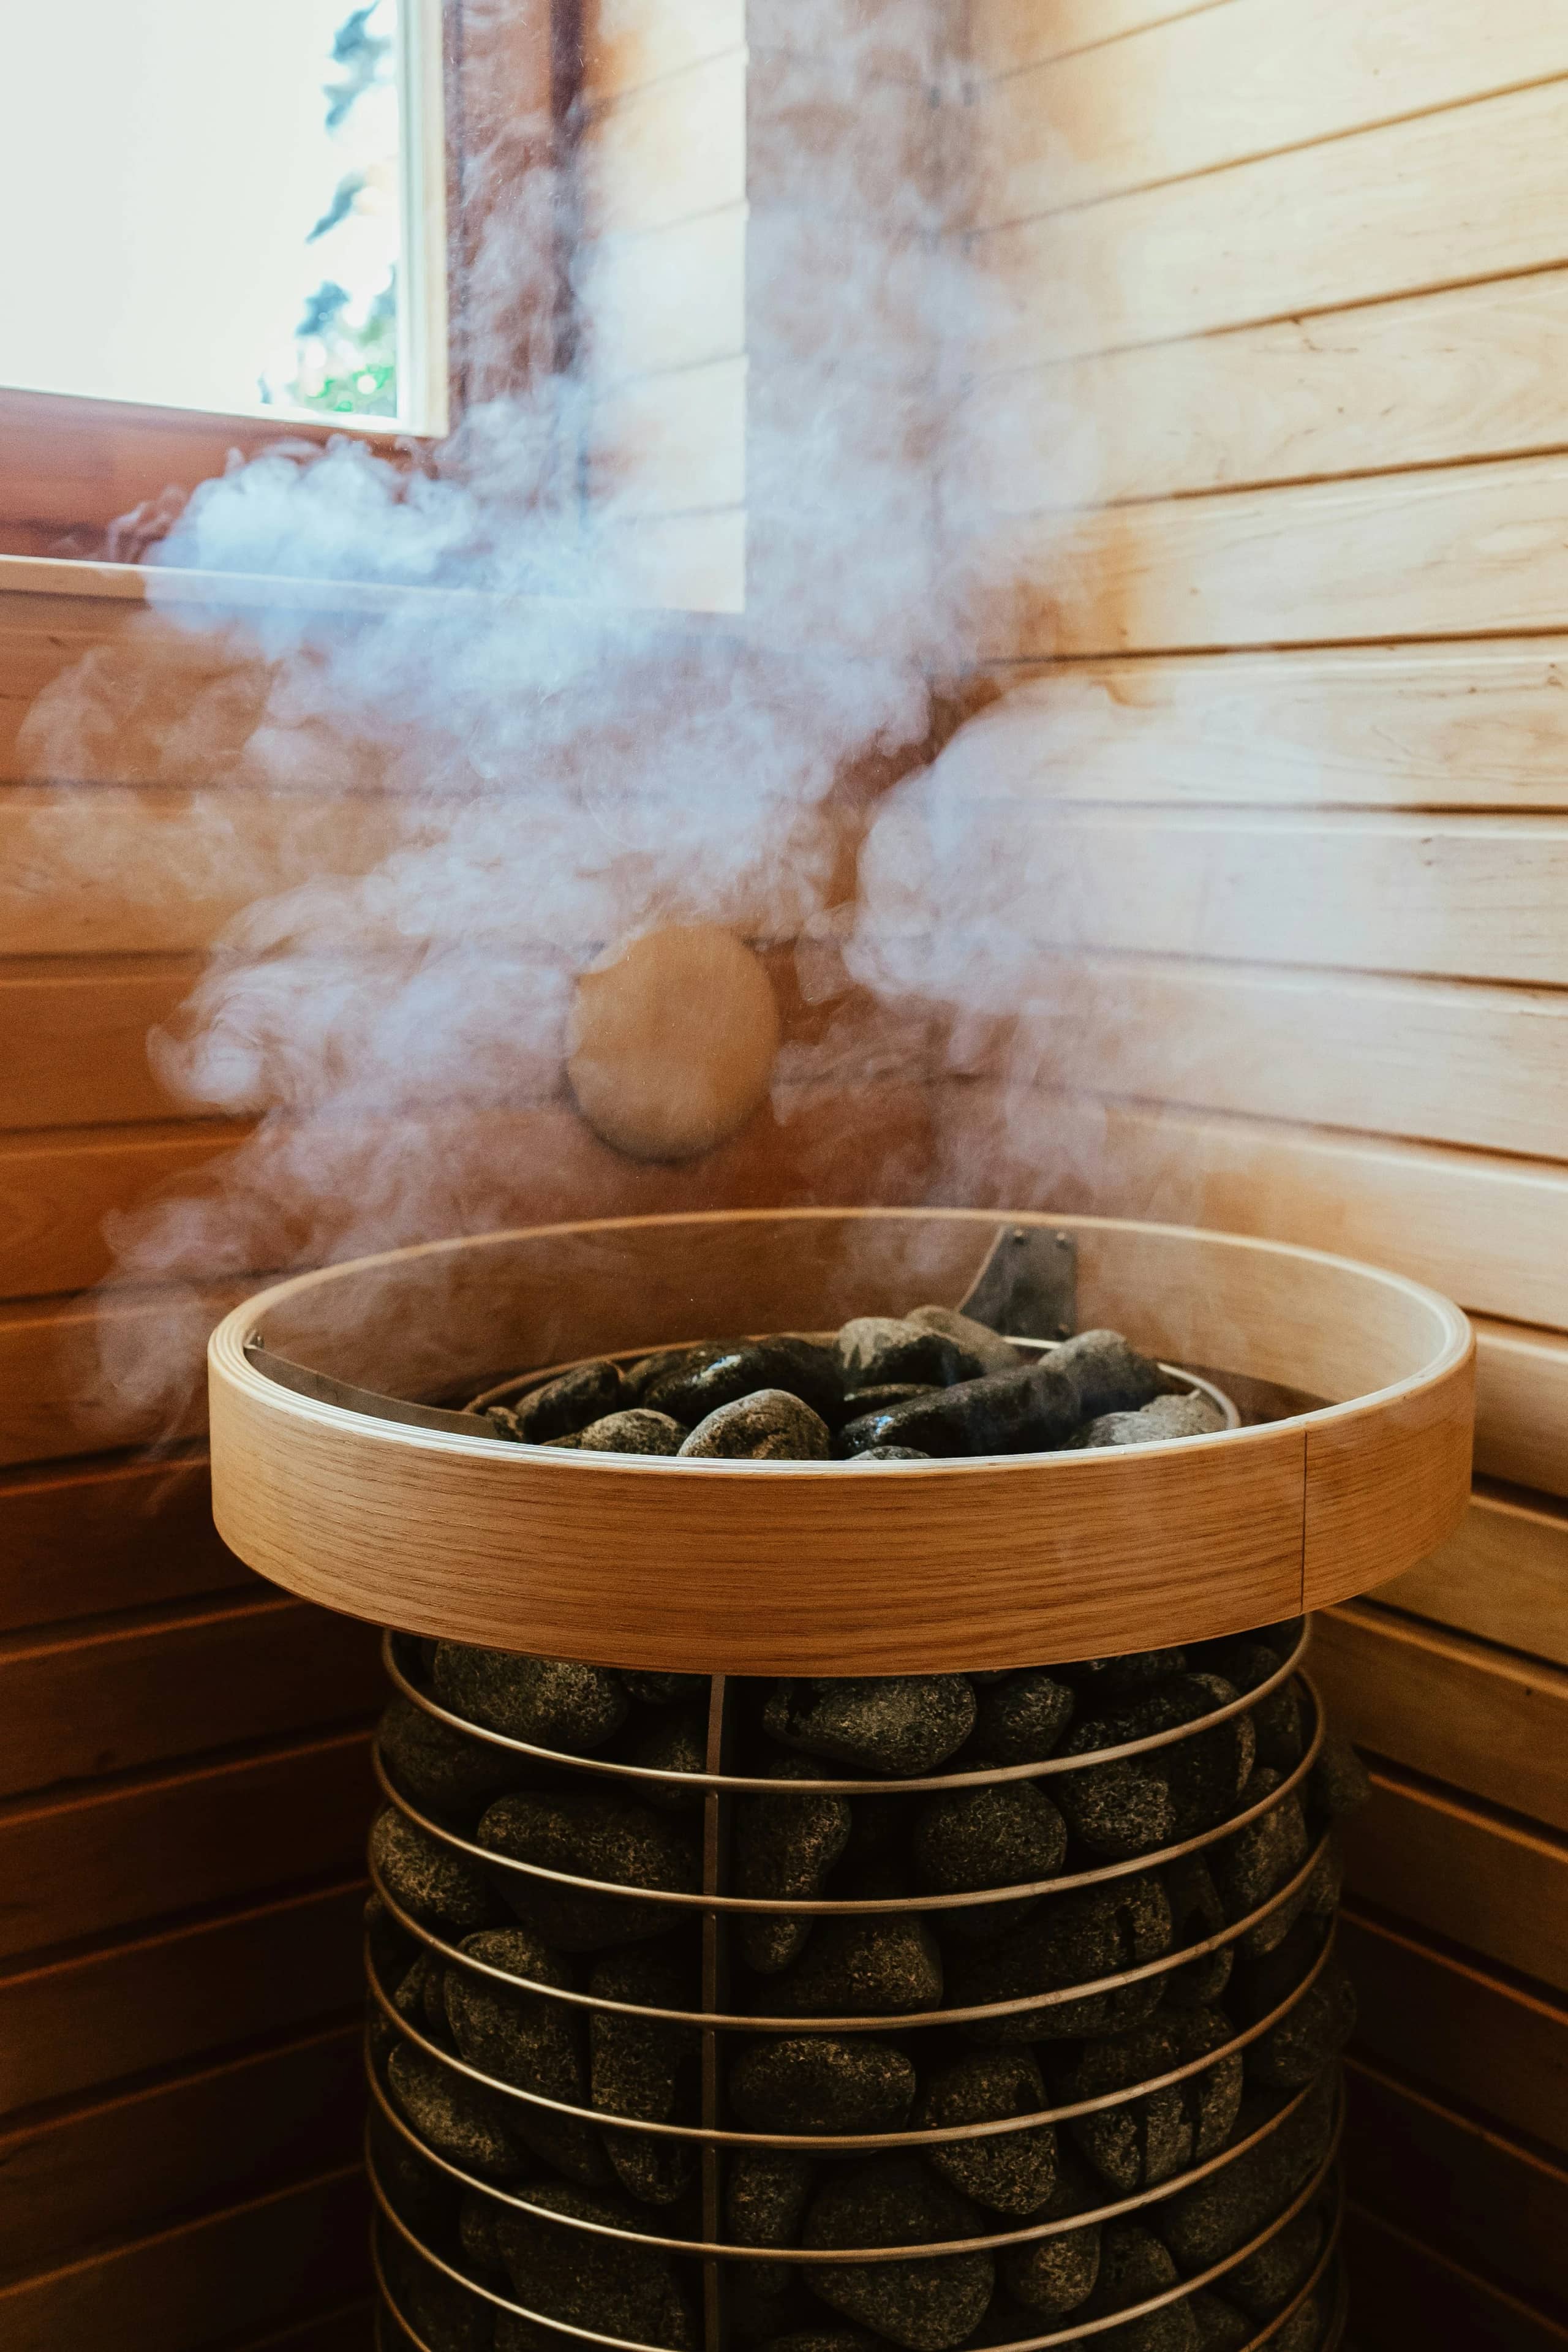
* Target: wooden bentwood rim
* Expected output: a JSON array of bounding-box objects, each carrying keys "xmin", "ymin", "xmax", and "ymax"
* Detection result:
[{"xmin": 208, "ymin": 1211, "xmax": 1475, "ymax": 1672}]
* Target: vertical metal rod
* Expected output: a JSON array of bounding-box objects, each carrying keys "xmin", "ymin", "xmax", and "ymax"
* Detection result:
[{"xmin": 701, "ymin": 1673, "xmax": 731, "ymax": 2352}]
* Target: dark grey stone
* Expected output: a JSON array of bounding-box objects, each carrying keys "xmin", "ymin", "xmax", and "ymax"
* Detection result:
[
  {"xmin": 728, "ymin": 2146, "xmax": 817, "ymax": 2294},
  {"xmin": 1187, "ymin": 2291, "xmax": 1253, "ymax": 2351},
  {"xmin": 1065, "ymin": 2008, "xmax": 1242, "ymax": 2195},
  {"xmin": 839, "ymin": 1359, "xmax": 1080, "ymax": 1460},
  {"xmin": 831, "ymin": 1793, "xmax": 914, "ymax": 1903},
  {"xmin": 551, "ymin": 1408, "xmax": 685, "ymax": 1455},
  {"xmin": 371, "ymin": 1806, "xmax": 498, "ymax": 1938},
  {"xmin": 1088, "ymin": 2220, "xmax": 1197, "ymax": 2351},
  {"xmin": 1202, "ymin": 1646, "xmax": 1305, "ymax": 1776},
  {"xmin": 907, "ymin": 1307, "xmax": 1024, "ymax": 1375},
  {"xmin": 835, "ymin": 1318, "xmax": 986, "ymax": 1390},
  {"xmin": 589, "ymin": 1940, "xmax": 699, "ymax": 2205},
  {"xmin": 971, "ymin": 1672, "xmax": 1076, "ymax": 1765},
  {"xmin": 366, "ymin": 1891, "xmax": 417, "ymax": 1988},
  {"xmin": 371, "ymin": 2114, "xmax": 457, "ymax": 2233},
  {"xmin": 1052, "ymin": 1330, "xmax": 1169, "ymax": 1420},
  {"xmin": 997, "ymin": 2154, "xmax": 1102, "ymax": 2316},
  {"xmin": 432, "ymin": 1643, "xmax": 628, "ymax": 1754},
  {"xmin": 729, "ymin": 2037, "xmax": 918, "ymax": 2135},
  {"xmin": 1060, "ymin": 1651, "xmax": 1188, "ymax": 1699},
  {"xmin": 764, "ymin": 1678, "xmax": 976, "ymax": 1777},
  {"xmin": 627, "ymin": 1703, "xmax": 709, "ymax": 1811},
  {"xmin": 1226, "ymin": 2204, "xmax": 1323, "ymax": 2317},
  {"xmin": 386, "ymin": 2040, "xmax": 523, "ymax": 2177},
  {"xmin": 759, "ymin": 2333, "xmax": 881, "ymax": 2352},
  {"xmin": 444, "ymin": 1928, "xmax": 611, "ymax": 2187},
  {"xmin": 679, "ymin": 1389, "xmax": 832, "ymax": 1461},
  {"xmin": 1154, "ymin": 2068, "xmax": 1338, "ymax": 2274},
  {"xmin": 622, "ymin": 1670, "xmax": 710, "ymax": 1706},
  {"xmin": 648, "ymin": 1338, "xmax": 843, "ymax": 1427},
  {"xmin": 1159, "ymin": 1855, "xmax": 1234, "ymax": 2010},
  {"xmin": 915, "ymin": 2048, "xmax": 1058, "ymax": 2215},
  {"xmin": 1273, "ymin": 2295, "xmax": 1324, "ymax": 2352},
  {"xmin": 378, "ymin": 1695, "xmax": 520, "ymax": 1823},
  {"xmin": 477, "ymin": 1790, "xmax": 699, "ymax": 1950},
  {"xmin": 841, "ymin": 1385, "xmax": 941, "ymax": 1417},
  {"xmin": 911, "ymin": 1779, "xmax": 1067, "ymax": 1895},
  {"xmin": 1242, "ymin": 1953, "xmax": 1356, "ymax": 2093},
  {"xmin": 1309, "ymin": 1732, "xmax": 1371, "ymax": 1824},
  {"xmin": 1054, "ymin": 1677, "xmax": 1254, "ymax": 1860},
  {"xmin": 508, "ymin": 1360, "xmax": 628, "ymax": 1442},
  {"xmin": 803, "ymin": 2157, "xmax": 996, "ymax": 2351},
  {"xmin": 493, "ymin": 2182, "xmax": 695, "ymax": 2348},
  {"xmin": 1072, "ymin": 1393, "xmax": 1224, "ymax": 1450},
  {"xmin": 848, "ymin": 1446, "xmax": 935, "ymax": 1462},
  {"xmin": 736, "ymin": 1763, "xmax": 853, "ymax": 1975},
  {"xmin": 380, "ymin": 2234, "xmax": 493, "ymax": 2352},
  {"xmin": 953, "ymin": 1874, "xmax": 1172, "ymax": 2044},
  {"xmin": 624, "ymin": 1343, "xmax": 726, "ymax": 1401},
  {"xmin": 780, "ymin": 1917, "xmax": 944, "ymax": 2018},
  {"xmin": 458, "ymin": 2186, "xmax": 506, "ymax": 2275},
  {"xmin": 1208, "ymin": 1770, "xmax": 1309, "ymax": 1928}
]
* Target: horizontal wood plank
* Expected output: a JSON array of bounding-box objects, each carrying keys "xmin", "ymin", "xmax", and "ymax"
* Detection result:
[
  {"xmin": 587, "ymin": 356, "xmax": 746, "ymax": 519},
  {"xmin": 583, "ymin": 48, "xmax": 747, "ymax": 239},
  {"xmin": 963, "ymin": 269, "xmax": 1568, "ymax": 510},
  {"xmin": 0, "ymin": 1453, "xmax": 243, "ymax": 1634},
  {"xmin": 971, "ymin": 0, "xmax": 1568, "ymax": 224},
  {"xmin": 967, "ymin": 0, "xmax": 1231, "ymax": 78},
  {"xmin": 0, "ymin": 1730, "xmax": 373, "ymax": 1962},
  {"xmin": 1314, "ymin": 1603, "xmax": 1568, "ymax": 1833},
  {"xmin": 0, "ymin": 1126, "xmax": 247, "ymax": 1300},
  {"xmin": 0, "ymin": 2021, "xmax": 361, "ymax": 2275},
  {"xmin": 1471, "ymin": 1320, "xmax": 1568, "ymax": 1500},
  {"xmin": 973, "ymin": 80, "xmax": 1568, "ymax": 366},
  {"xmin": 224, "ymin": 2303, "xmax": 375, "ymax": 2352},
  {"xmin": 0, "ymin": 1285, "xmax": 243, "ymax": 1469},
  {"xmin": 0, "ymin": 960, "xmax": 197, "ymax": 1128},
  {"xmin": 1342, "ymin": 1907, "xmax": 1568, "ymax": 2162},
  {"xmin": 1345, "ymin": 2056, "xmax": 1568, "ymax": 2309},
  {"xmin": 981, "ymin": 454, "xmax": 1568, "ymax": 659},
  {"xmin": 0, "ymin": 1594, "xmax": 382, "ymax": 1799},
  {"xmin": 0, "ymin": 1878, "xmax": 364, "ymax": 2118},
  {"xmin": 578, "ymin": 205, "xmax": 748, "ymax": 383},
  {"xmin": 0, "ymin": 2165, "xmax": 369, "ymax": 2352},
  {"xmin": 1379, "ymin": 1489, "xmax": 1568, "ymax": 1667},
  {"xmin": 1346, "ymin": 2201, "xmax": 1568, "ymax": 2352},
  {"xmin": 1340, "ymin": 1765, "xmax": 1568, "ymax": 1996},
  {"xmin": 584, "ymin": 0, "xmax": 742, "ymax": 105},
  {"xmin": 933, "ymin": 1082, "xmax": 1568, "ymax": 1333},
  {"xmin": 959, "ymin": 644, "xmax": 1568, "ymax": 811}
]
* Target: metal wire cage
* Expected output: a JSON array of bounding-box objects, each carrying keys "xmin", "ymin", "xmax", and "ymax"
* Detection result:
[{"xmin": 364, "ymin": 1616, "xmax": 1355, "ymax": 2352}]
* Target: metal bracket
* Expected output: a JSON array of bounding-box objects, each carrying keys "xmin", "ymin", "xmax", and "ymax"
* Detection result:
[
  {"xmin": 956, "ymin": 1224, "xmax": 1078, "ymax": 1343},
  {"xmin": 243, "ymin": 1339, "xmax": 505, "ymax": 1438}
]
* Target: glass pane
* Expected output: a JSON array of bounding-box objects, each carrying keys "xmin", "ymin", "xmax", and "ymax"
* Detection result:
[{"xmin": 0, "ymin": 0, "xmax": 442, "ymax": 431}]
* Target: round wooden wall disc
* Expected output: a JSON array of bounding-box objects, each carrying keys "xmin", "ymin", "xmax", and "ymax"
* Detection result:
[{"xmin": 567, "ymin": 925, "xmax": 782, "ymax": 1161}]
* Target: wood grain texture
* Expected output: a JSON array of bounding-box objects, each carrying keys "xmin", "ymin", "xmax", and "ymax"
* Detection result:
[
  {"xmin": 0, "ymin": 1285, "xmax": 243, "ymax": 1469},
  {"xmin": 0, "ymin": 959, "xmax": 198, "ymax": 1128},
  {"xmin": 967, "ymin": 270, "xmax": 1568, "ymax": 510},
  {"xmin": 1342, "ymin": 1907, "xmax": 1568, "ymax": 2162},
  {"xmin": 0, "ymin": 1452, "xmax": 243, "ymax": 1634},
  {"xmin": 0, "ymin": 1593, "xmax": 382, "ymax": 1798},
  {"xmin": 1345, "ymin": 2057, "xmax": 1568, "ymax": 2309},
  {"xmin": 1471, "ymin": 1320, "xmax": 1568, "ymax": 1500},
  {"xmin": 0, "ymin": 1878, "xmax": 364, "ymax": 2119},
  {"xmin": 935, "ymin": 1083, "xmax": 1568, "ymax": 1335},
  {"xmin": 586, "ymin": 357, "xmax": 746, "ymax": 519},
  {"xmin": 582, "ymin": 48, "xmax": 747, "ymax": 239},
  {"xmin": 1379, "ymin": 1488, "xmax": 1568, "ymax": 1667},
  {"xmin": 0, "ymin": 2021, "xmax": 361, "ymax": 2275},
  {"xmin": 943, "ymin": 807, "xmax": 1568, "ymax": 986},
  {"xmin": 0, "ymin": 2164, "xmax": 369, "ymax": 2352},
  {"xmin": 1341, "ymin": 1766, "xmax": 1568, "ymax": 1996},
  {"xmin": 208, "ymin": 1209, "xmax": 1469, "ymax": 1670},
  {"xmin": 1345, "ymin": 2201, "xmax": 1568, "ymax": 2352},
  {"xmin": 583, "ymin": 0, "xmax": 743, "ymax": 105},
  {"xmin": 973, "ymin": 79, "xmax": 1568, "ymax": 366},
  {"xmin": 980, "ymin": 456, "xmax": 1568, "ymax": 659},
  {"xmin": 578, "ymin": 205, "xmax": 748, "ymax": 382},
  {"xmin": 967, "ymin": 0, "xmax": 1231, "ymax": 77},
  {"xmin": 971, "ymin": 0, "xmax": 1568, "ymax": 223},
  {"xmin": 0, "ymin": 1125, "xmax": 248, "ymax": 1299},
  {"xmin": 960, "ymin": 644, "xmax": 1568, "ymax": 811},
  {"xmin": 0, "ymin": 1730, "xmax": 373, "ymax": 1962},
  {"xmin": 1313, "ymin": 1602, "xmax": 1568, "ymax": 1833}
]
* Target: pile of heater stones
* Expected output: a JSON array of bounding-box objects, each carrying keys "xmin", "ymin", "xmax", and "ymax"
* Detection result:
[
  {"xmin": 472, "ymin": 1311, "xmax": 1227, "ymax": 1462},
  {"xmin": 369, "ymin": 1620, "xmax": 1362, "ymax": 2352}
]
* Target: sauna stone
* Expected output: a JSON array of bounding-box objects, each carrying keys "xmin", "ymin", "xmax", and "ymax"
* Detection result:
[
  {"xmin": 372, "ymin": 2114, "xmax": 456, "ymax": 2233},
  {"xmin": 1226, "ymin": 2204, "xmax": 1322, "ymax": 2316},
  {"xmin": 1090, "ymin": 2221, "xmax": 1197, "ymax": 2352},
  {"xmin": 1062, "ymin": 1650, "xmax": 1188, "ymax": 1698},
  {"xmin": 1205, "ymin": 1642, "xmax": 1305, "ymax": 1774},
  {"xmin": 627, "ymin": 1703, "xmax": 709, "ymax": 1807},
  {"xmin": 1161, "ymin": 1855, "xmax": 1234, "ymax": 2010},
  {"xmin": 850, "ymin": 1446, "xmax": 934, "ymax": 1462},
  {"xmin": 760, "ymin": 2335, "xmax": 883, "ymax": 2352},
  {"xmin": 476, "ymin": 1790, "xmax": 699, "ymax": 1948},
  {"xmin": 736, "ymin": 1764, "xmax": 853, "ymax": 1974},
  {"xmin": 386, "ymin": 2040, "xmax": 522, "ymax": 2177},
  {"xmin": 764, "ymin": 1676, "xmax": 976, "ymax": 1776},
  {"xmin": 371, "ymin": 1807, "xmax": 497, "ymax": 1938},
  {"xmin": 507, "ymin": 1359, "xmax": 628, "ymax": 1442},
  {"xmin": 804, "ymin": 2157, "xmax": 995, "ymax": 2351},
  {"xmin": 1066, "ymin": 2008, "xmax": 1242, "ymax": 2194},
  {"xmin": 378, "ymin": 1695, "xmax": 519, "ymax": 1822},
  {"xmin": 679, "ymin": 1389, "xmax": 832, "ymax": 1461},
  {"xmin": 729, "ymin": 2037, "xmax": 918, "ymax": 2135},
  {"xmin": 1156, "ymin": 2068, "xmax": 1337, "ymax": 2273},
  {"xmin": 589, "ymin": 1939, "xmax": 696, "ymax": 2203},
  {"xmin": 383, "ymin": 2237, "xmax": 492, "ymax": 2352},
  {"xmin": 971, "ymin": 1670, "xmax": 1076, "ymax": 1764},
  {"xmin": 839, "ymin": 1358, "xmax": 1080, "ymax": 1458},
  {"xmin": 1074, "ymin": 1392, "xmax": 1225, "ymax": 1449},
  {"xmin": 493, "ymin": 2182, "xmax": 695, "ymax": 2349},
  {"xmin": 1242, "ymin": 1953, "xmax": 1357, "ymax": 2093},
  {"xmin": 1309, "ymin": 1730, "xmax": 1371, "ymax": 1823},
  {"xmin": 551, "ymin": 1408, "xmax": 685, "ymax": 1455},
  {"xmin": 443, "ymin": 1928, "xmax": 609, "ymax": 2186},
  {"xmin": 728, "ymin": 2146, "xmax": 817, "ymax": 2290},
  {"xmin": 1208, "ymin": 1769, "xmax": 1309, "ymax": 1923},
  {"xmin": 622, "ymin": 1670, "xmax": 710, "ymax": 1705},
  {"xmin": 911, "ymin": 1777, "xmax": 1068, "ymax": 1894},
  {"xmin": 835, "ymin": 1317, "xmax": 984, "ymax": 1389},
  {"xmin": 1054, "ymin": 1676, "xmax": 1254, "ymax": 1859},
  {"xmin": 997, "ymin": 2154, "xmax": 1103, "ymax": 2315},
  {"xmin": 1052, "ymin": 1330, "xmax": 1169, "ymax": 1420},
  {"xmin": 1187, "ymin": 2291, "xmax": 1253, "ymax": 2351},
  {"xmin": 647, "ymin": 1338, "xmax": 843, "ymax": 1427},
  {"xmin": 954, "ymin": 1874, "xmax": 1172, "ymax": 2043},
  {"xmin": 907, "ymin": 1305, "xmax": 1023, "ymax": 1374},
  {"xmin": 916, "ymin": 2048, "xmax": 1058, "ymax": 2215},
  {"xmin": 842, "ymin": 1384, "xmax": 939, "ymax": 1415},
  {"xmin": 781, "ymin": 1915, "xmax": 944, "ymax": 2016},
  {"xmin": 432, "ymin": 1643, "xmax": 628, "ymax": 1753}
]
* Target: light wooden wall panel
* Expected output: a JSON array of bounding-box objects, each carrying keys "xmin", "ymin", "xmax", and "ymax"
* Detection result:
[
  {"xmin": 1345, "ymin": 2206, "xmax": 1568, "ymax": 2352},
  {"xmin": 0, "ymin": 1453, "xmax": 242, "ymax": 1634},
  {"xmin": 967, "ymin": 0, "xmax": 1231, "ymax": 78},
  {"xmin": 1469, "ymin": 1321, "xmax": 1568, "ymax": 1501},
  {"xmin": 1379, "ymin": 1488, "xmax": 1568, "ymax": 1668}
]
